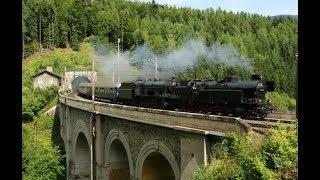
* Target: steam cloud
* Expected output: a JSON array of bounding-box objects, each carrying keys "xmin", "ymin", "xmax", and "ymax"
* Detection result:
[{"xmin": 93, "ymin": 39, "xmax": 253, "ymax": 86}]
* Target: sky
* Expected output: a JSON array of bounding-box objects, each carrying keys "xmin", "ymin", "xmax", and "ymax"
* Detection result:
[{"xmin": 133, "ymin": 0, "xmax": 298, "ymax": 16}]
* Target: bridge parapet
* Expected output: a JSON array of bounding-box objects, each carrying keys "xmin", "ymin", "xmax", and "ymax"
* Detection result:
[{"xmin": 59, "ymin": 93, "xmax": 251, "ymax": 136}]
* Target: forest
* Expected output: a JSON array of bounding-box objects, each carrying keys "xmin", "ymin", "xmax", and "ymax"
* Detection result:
[
  {"xmin": 22, "ymin": 0, "xmax": 298, "ymax": 179},
  {"xmin": 23, "ymin": 0, "xmax": 298, "ymax": 98}
]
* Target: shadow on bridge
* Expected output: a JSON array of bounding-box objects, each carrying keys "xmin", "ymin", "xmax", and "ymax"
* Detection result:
[
  {"xmin": 108, "ymin": 139, "xmax": 130, "ymax": 180},
  {"xmin": 74, "ymin": 132, "xmax": 91, "ymax": 179},
  {"xmin": 142, "ymin": 152, "xmax": 175, "ymax": 180}
]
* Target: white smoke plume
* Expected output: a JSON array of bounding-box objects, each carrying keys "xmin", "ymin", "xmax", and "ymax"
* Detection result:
[
  {"xmin": 93, "ymin": 38, "xmax": 253, "ymax": 86},
  {"xmin": 93, "ymin": 45, "xmax": 143, "ymax": 87}
]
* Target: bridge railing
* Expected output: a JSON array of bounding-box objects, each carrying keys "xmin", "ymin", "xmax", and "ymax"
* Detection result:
[{"xmin": 59, "ymin": 93, "xmax": 251, "ymax": 136}]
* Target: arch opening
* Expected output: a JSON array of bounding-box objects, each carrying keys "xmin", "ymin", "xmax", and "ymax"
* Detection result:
[
  {"xmin": 71, "ymin": 76, "xmax": 91, "ymax": 92},
  {"xmin": 142, "ymin": 152, "xmax": 175, "ymax": 180},
  {"xmin": 74, "ymin": 132, "xmax": 91, "ymax": 180},
  {"xmin": 108, "ymin": 139, "xmax": 130, "ymax": 180}
]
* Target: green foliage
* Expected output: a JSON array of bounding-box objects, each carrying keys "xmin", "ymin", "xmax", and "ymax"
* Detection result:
[
  {"xmin": 37, "ymin": 114, "xmax": 54, "ymax": 129},
  {"xmin": 51, "ymin": 111, "xmax": 66, "ymax": 180},
  {"xmin": 22, "ymin": 42, "xmax": 92, "ymax": 179},
  {"xmin": 260, "ymin": 125, "xmax": 298, "ymax": 178},
  {"xmin": 266, "ymin": 92, "xmax": 296, "ymax": 111},
  {"xmin": 24, "ymin": 40, "xmax": 41, "ymax": 57},
  {"xmin": 22, "ymin": 124, "xmax": 64, "ymax": 180},
  {"xmin": 39, "ymin": 96, "xmax": 58, "ymax": 114},
  {"xmin": 195, "ymin": 125, "xmax": 298, "ymax": 180},
  {"xmin": 23, "ymin": 42, "xmax": 92, "ymax": 87},
  {"xmin": 22, "ymin": 110, "xmax": 66, "ymax": 180},
  {"xmin": 194, "ymin": 159, "xmax": 246, "ymax": 180},
  {"xmin": 148, "ymin": 35, "xmax": 166, "ymax": 54},
  {"xmin": 23, "ymin": 0, "xmax": 297, "ymax": 97},
  {"xmin": 22, "ymin": 87, "xmax": 58, "ymax": 121}
]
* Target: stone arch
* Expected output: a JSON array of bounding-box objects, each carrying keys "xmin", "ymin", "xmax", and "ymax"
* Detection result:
[
  {"xmin": 136, "ymin": 140, "xmax": 180, "ymax": 180},
  {"xmin": 72, "ymin": 120, "xmax": 92, "ymax": 179},
  {"xmin": 71, "ymin": 75, "xmax": 91, "ymax": 93},
  {"xmin": 72, "ymin": 119, "xmax": 92, "ymax": 150},
  {"xmin": 105, "ymin": 129, "xmax": 134, "ymax": 179}
]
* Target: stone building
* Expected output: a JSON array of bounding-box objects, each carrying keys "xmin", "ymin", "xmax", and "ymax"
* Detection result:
[{"xmin": 33, "ymin": 66, "xmax": 62, "ymax": 89}]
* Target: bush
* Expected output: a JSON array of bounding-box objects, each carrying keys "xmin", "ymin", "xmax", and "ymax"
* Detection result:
[
  {"xmin": 266, "ymin": 92, "xmax": 296, "ymax": 111},
  {"xmin": 195, "ymin": 159, "xmax": 245, "ymax": 180},
  {"xmin": 195, "ymin": 125, "xmax": 298, "ymax": 180},
  {"xmin": 22, "ymin": 87, "xmax": 58, "ymax": 121},
  {"xmin": 22, "ymin": 104, "xmax": 34, "ymax": 121},
  {"xmin": 22, "ymin": 87, "xmax": 35, "ymax": 120},
  {"xmin": 34, "ymin": 86, "xmax": 58, "ymax": 102},
  {"xmin": 260, "ymin": 125, "xmax": 298, "ymax": 179},
  {"xmin": 22, "ymin": 125, "xmax": 64, "ymax": 180},
  {"xmin": 224, "ymin": 133, "xmax": 275, "ymax": 179}
]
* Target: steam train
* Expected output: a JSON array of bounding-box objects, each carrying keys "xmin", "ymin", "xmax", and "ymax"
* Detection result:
[{"xmin": 78, "ymin": 74, "xmax": 275, "ymax": 119}]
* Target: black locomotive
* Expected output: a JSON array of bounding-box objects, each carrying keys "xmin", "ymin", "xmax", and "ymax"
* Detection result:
[{"xmin": 78, "ymin": 74, "xmax": 274, "ymax": 119}]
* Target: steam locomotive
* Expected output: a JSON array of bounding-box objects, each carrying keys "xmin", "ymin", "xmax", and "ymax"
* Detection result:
[{"xmin": 78, "ymin": 74, "xmax": 274, "ymax": 119}]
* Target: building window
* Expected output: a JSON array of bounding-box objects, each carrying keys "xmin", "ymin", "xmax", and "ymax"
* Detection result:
[{"xmin": 38, "ymin": 77, "xmax": 43, "ymax": 84}]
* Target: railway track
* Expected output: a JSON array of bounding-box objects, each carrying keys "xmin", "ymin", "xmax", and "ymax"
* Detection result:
[
  {"xmin": 71, "ymin": 93, "xmax": 296, "ymax": 135},
  {"xmin": 267, "ymin": 111, "xmax": 296, "ymax": 120},
  {"xmin": 241, "ymin": 118, "xmax": 296, "ymax": 134}
]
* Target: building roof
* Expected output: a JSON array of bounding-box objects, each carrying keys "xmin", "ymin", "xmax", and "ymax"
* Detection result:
[{"xmin": 33, "ymin": 70, "xmax": 62, "ymax": 79}]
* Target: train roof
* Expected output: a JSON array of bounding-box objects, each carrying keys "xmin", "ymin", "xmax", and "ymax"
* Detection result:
[
  {"xmin": 79, "ymin": 82, "xmax": 91, "ymax": 86},
  {"xmin": 79, "ymin": 82, "xmax": 117, "ymax": 88},
  {"xmin": 143, "ymin": 80, "xmax": 171, "ymax": 86},
  {"xmin": 220, "ymin": 80, "xmax": 262, "ymax": 89}
]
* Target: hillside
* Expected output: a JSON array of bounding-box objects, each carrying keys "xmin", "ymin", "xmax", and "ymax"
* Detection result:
[
  {"xmin": 23, "ymin": 0, "xmax": 297, "ymax": 97},
  {"xmin": 22, "ymin": 43, "xmax": 93, "ymax": 179}
]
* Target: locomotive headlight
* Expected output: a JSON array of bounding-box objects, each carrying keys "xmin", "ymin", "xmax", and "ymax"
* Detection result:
[{"xmin": 257, "ymin": 83, "xmax": 265, "ymax": 91}]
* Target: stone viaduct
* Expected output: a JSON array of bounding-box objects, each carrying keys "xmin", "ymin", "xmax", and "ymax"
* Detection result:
[{"xmin": 58, "ymin": 93, "xmax": 251, "ymax": 180}]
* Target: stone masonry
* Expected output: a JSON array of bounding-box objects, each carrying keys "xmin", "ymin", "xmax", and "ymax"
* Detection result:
[{"xmin": 59, "ymin": 94, "xmax": 250, "ymax": 180}]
